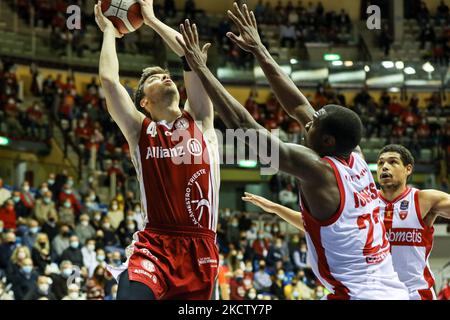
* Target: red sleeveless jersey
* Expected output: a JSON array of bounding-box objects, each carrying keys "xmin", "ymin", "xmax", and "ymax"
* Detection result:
[{"xmin": 131, "ymin": 111, "xmax": 220, "ymax": 232}]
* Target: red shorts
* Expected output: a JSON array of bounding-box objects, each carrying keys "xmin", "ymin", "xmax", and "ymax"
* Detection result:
[{"xmin": 127, "ymin": 224, "xmax": 219, "ymax": 300}]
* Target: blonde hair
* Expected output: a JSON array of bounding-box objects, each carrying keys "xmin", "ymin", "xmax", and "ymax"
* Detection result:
[{"xmin": 10, "ymin": 245, "xmax": 31, "ymax": 264}]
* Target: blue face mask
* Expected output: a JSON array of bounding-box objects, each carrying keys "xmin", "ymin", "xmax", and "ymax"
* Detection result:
[
  {"xmin": 70, "ymin": 242, "xmax": 79, "ymax": 249},
  {"xmin": 30, "ymin": 227, "xmax": 40, "ymax": 234},
  {"xmin": 62, "ymin": 268, "xmax": 73, "ymax": 278},
  {"xmin": 13, "ymin": 196, "xmax": 20, "ymax": 203},
  {"xmin": 22, "ymin": 266, "xmax": 33, "ymax": 274}
]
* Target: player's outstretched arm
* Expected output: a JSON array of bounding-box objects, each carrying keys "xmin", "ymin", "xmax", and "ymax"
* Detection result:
[
  {"xmin": 242, "ymin": 192, "xmax": 304, "ymax": 231},
  {"xmin": 226, "ymin": 2, "xmax": 314, "ymax": 126},
  {"xmin": 420, "ymin": 190, "xmax": 450, "ymax": 221},
  {"xmin": 95, "ymin": 2, "xmax": 144, "ymax": 148},
  {"xmin": 138, "ymin": 0, "xmax": 213, "ymax": 126},
  {"xmin": 175, "ymin": 20, "xmax": 333, "ymax": 184}
]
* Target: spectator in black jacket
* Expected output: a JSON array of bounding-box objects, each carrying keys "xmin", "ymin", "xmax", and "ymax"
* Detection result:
[
  {"xmin": 24, "ymin": 275, "xmax": 57, "ymax": 300},
  {"xmin": 10, "ymin": 258, "xmax": 38, "ymax": 300},
  {"xmin": 60, "ymin": 235, "xmax": 83, "ymax": 267},
  {"xmin": 41, "ymin": 211, "xmax": 59, "ymax": 242},
  {"xmin": 0, "ymin": 232, "xmax": 17, "ymax": 270},
  {"xmin": 50, "ymin": 260, "xmax": 73, "ymax": 300},
  {"xmin": 31, "ymin": 233, "xmax": 51, "ymax": 274}
]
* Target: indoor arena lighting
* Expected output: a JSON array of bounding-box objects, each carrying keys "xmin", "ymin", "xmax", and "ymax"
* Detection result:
[
  {"xmin": 422, "ymin": 62, "xmax": 435, "ymax": 72},
  {"xmin": 0, "ymin": 136, "xmax": 10, "ymax": 146},
  {"xmin": 364, "ymin": 65, "xmax": 370, "ymax": 72},
  {"xmin": 290, "ymin": 58, "xmax": 299, "ymax": 64},
  {"xmin": 238, "ymin": 160, "xmax": 258, "ymax": 168},
  {"xmin": 332, "ymin": 60, "xmax": 343, "ymax": 66},
  {"xmin": 344, "ymin": 61, "xmax": 354, "ymax": 67},
  {"xmin": 368, "ymin": 164, "xmax": 377, "ymax": 172},
  {"xmin": 324, "ymin": 53, "xmax": 341, "ymax": 61},
  {"xmin": 382, "ymin": 61, "xmax": 394, "ymax": 69},
  {"xmin": 395, "ymin": 61, "xmax": 405, "ymax": 69},
  {"xmin": 404, "ymin": 67, "xmax": 416, "ymax": 75}
]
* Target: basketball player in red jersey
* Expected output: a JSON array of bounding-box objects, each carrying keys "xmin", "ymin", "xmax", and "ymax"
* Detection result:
[
  {"xmin": 95, "ymin": 0, "xmax": 220, "ymax": 300},
  {"xmin": 377, "ymin": 144, "xmax": 450, "ymax": 299},
  {"xmin": 177, "ymin": 6, "xmax": 408, "ymax": 299},
  {"xmin": 244, "ymin": 144, "xmax": 450, "ymax": 300}
]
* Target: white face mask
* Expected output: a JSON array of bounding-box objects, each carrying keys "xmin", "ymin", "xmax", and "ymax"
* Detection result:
[
  {"xmin": 87, "ymin": 244, "xmax": 95, "ymax": 251},
  {"xmin": 81, "ymin": 221, "xmax": 89, "ymax": 227},
  {"xmin": 17, "ymin": 252, "xmax": 26, "ymax": 260},
  {"xmin": 69, "ymin": 292, "xmax": 79, "ymax": 300},
  {"xmin": 38, "ymin": 283, "xmax": 49, "ymax": 293},
  {"xmin": 23, "ymin": 186, "xmax": 30, "ymax": 192},
  {"xmin": 112, "ymin": 205, "xmax": 118, "ymax": 211}
]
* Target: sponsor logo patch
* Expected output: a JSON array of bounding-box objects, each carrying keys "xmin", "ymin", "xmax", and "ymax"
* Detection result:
[
  {"xmin": 141, "ymin": 260, "xmax": 156, "ymax": 273},
  {"xmin": 400, "ymin": 200, "xmax": 409, "ymax": 211},
  {"xmin": 399, "ymin": 211, "xmax": 408, "ymax": 220}
]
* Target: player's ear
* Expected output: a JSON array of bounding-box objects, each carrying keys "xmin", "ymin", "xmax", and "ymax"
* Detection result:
[
  {"xmin": 405, "ymin": 164, "xmax": 413, "ymax": 176},
  {"xmin": 140, "ymin": 97, "xmax": 147, "ymax": 109}
]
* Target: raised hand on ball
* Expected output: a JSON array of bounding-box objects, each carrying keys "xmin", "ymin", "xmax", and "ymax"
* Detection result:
[
  {"xmin": 175, "ymin": 20, "xmax": 211, "ymax": 72},
  {"xmin": 94, "ymin": 1, "xmax": 123, "ymax": 38},
  {"xmin": 136, "ymin": 0, "xmax": 156, "ymax": 26}
]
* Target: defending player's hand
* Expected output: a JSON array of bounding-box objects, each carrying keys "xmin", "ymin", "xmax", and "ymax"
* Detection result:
[
  {"xmin": 226, "ymin": 2, "xmax": 263, "ymax": 53},
  {"xmin": 94, "ymin": 1, "xmax": 123, "ymax": 38},
  {"xmin": 176, "ymin": 20, "xmax": 211, "ymax": 72},
  {"xmin": 242, "ymin": 192, "xmax": 277, "ymax": 214},
  {"xmin": 136, "ymin": 0, "xmax": 156, "ymax": 26}
]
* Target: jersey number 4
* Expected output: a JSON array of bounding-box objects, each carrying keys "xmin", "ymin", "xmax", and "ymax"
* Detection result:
[
  {"xmin": 147, "ymin": 122, "xmax": 157, "ymax": 137},
  {"xmin": 357, "ymin": 207, "xmax": 389, "ymax": 256}
]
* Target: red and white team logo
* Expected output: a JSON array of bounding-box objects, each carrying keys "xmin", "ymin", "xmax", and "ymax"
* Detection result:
[
  {"xmin": 141, "ymin": 260, "xmax": 156, "ymax": 273},
  {"xmin": 187, "ymin": 139, "xmax": 203, "ymax": 156},
  {"xmin": 399, "ymin": 211, "xmax": 408, "ymax": 220},
  {"xmin": 175, "ymin": 117, "xmax": 189, "ymax": 130}
]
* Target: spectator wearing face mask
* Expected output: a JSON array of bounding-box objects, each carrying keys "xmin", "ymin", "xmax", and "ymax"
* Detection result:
[
  {"xmin": 34, "ymin": 191, "xmax": 57, "ymax": 224},
  {"xmin": 51, "ymin": 224, "xmax": 71, "ymax": 259},
  {"xmin": 31, "ymin": 233, "xmax": 51, "ymax": 274},
  {"xmin": 100, "ymin": 217, "xmax": 120, "ymax": 251},
  {"xmin": 10, "ymin": 258, "xmax": 38, "ymax": 300},
  {"xmin": 117, "ymin": 211, "xmax": 138, "ymax": 247},
  {"xmin": 253, "ymin": 260, "xmax": 272, "ymax": 293},
  {"xmin": 58, "ymin": 183, "xmax": 82, "ymax": 216},
  {"xmin": 60, "ymin": 235, "xmax": 83, "ymax": 267},
  {"xmin": 246, "ymin": 223, "xmax": 258, "ymax": 243},
  {"xmin": 132, "ymin": 203, "xmax": 144, "ymax": 230},
  {"xmin": 0, "ymin": 232, "xmax": 17, "ymax": 270},
  {"xmin": 11, "ymin": 191, "xmax": 29, "ymax": 218},
  {"xmin": 62, "ymin": 283, "xmax": 83, "ymax": 300},
  {"xmin": 229, "ymin": 269, "xmax": 246, "ymax": 300},
  {"xmin": 82, "ymin": 239, "xmax": 98, "ymax": 278},
  {"xmin": 314, "ymin": 285, "xmax": 326, "ymax": 300},
  {"xmin": 6, "ymin": 246, "xmax": 31, "ymax": 281},
  {"xmin": 252, "ymin": 231, "xmax": 270, "ymax": 262},
  {"xmin": 58, "ymin": 198, "xmax": 76, "ymax": 227},
  {"xmin": 0, "ymin": 178, "xmax": 12, "ymax": 206},
  {"xmin": 24, "ymin": 275, "xmax": 56, "ymax": 300},
  {"xmin": 107, "ymin": 199, "xmax": 123, "ymax": 231},
  {"xmin": 270, "ymin": 269, "xmax": 287, "ymax": 300},
  {"xmin": 75, "ymin": 214, "xmax": 96, "ymax": 246},
  {"xmin": 91, "ymin": 211, "xmax": 104, "ymax": 230},
  {"xmin": 245, "ymin": 287, "xmax": 258, "ymax": 300},
  {"xmin": 50, "ymin": 260, "xmax": 73, "ymax": 300},
  {"xmin": 20, "ymin": 182, "xmax": 35, "ymax": 212},
  {"xmin": 22, "ymin": 219, "xmax": 41, "ymax": 250},
  {"xmin": 54, "ymin": 170, "xmax": 69, "ymax": 200},
  {"xmin": 292, "ymin": 241, "xmax": 309, "ymax": 271},
  {"xmin": 46, "ymin": 173, "xmax": 57, "ymax": 201},
  {"xmin": 266, "ymin": 238, "xmax": 285, "ymax": 270},
  {"xmin": 0, "ymin": 199, "xmax": 17, "ymax": 231},
  {"xmin": 41, "ymin": 211, "xmax": 59, "ymax": 242},
  {"xmin": 227, "ymin": 217, "xmax": 241, "ymax": 248}
]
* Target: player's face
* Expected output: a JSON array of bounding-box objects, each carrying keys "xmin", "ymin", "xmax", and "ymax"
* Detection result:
[
  {"xmin": 377, "ymin": 152, "xmax": 412, "ymax": 189},
  {"xmin": 304, "ymin": 117, "xmax": 326, "ymax": 156},
  {"xmin": 143, "ymin": 73, "xmax": 179, "ymax": 104}
]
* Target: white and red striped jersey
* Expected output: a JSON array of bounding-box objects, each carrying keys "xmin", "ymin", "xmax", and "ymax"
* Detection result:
[
  {"xmin": 380, "ymin": 187, "xmax": 436, "ymax": 300},
  {"xmin": 131, "ymin": 111, "xmax": 220, "ymax": 232},
  {"xmin": 299, "ymin": 152, "xmax": 409, "ymax": 300}
]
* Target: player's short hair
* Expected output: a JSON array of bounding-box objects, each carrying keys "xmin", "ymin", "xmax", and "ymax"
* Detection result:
[
  {"xmin": 318, "ymin": 104, "xmax": 363, "ymax": 157},
  {"xmin": 378, "ymin": 144, "xmax": 415, "ymax": 168},
  {"xmin": 134, "ymin": 66, "xmax": 170, "ymax": 109}
]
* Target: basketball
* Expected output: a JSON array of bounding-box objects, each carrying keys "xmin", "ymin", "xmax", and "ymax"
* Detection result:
[{"xmin": 100, "ymin": 0, "xmax": 144, "ymax": 34}]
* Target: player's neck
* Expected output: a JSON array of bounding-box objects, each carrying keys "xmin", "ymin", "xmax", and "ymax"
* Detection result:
[
  {"xmin": 380, "ymin": 183, "xmax": 408, "ymax": 202},
  {"xmin": 151, "ymin": 104, "xmax": 182, "ymax": 123}
]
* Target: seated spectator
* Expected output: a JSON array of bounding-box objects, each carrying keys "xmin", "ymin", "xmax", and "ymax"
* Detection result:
[
  {"xmin": 10, "ymin": 258, "xmax": 38, "ymax": 300},
  {"xmin": 253, "ymin": 260, "xmax": 272, "ymax": 293},
  {"xmin": 75, "ymin": 214, "xmax": 96, "ymax": 246},
  {"xmin": 22, "ymin": 219, "xmax": 41, "ymax": 250},
  {"xmin": 51, "ymin": 224, "xmax": 71, "ymax": 260},
  {"xmin": 6, "ymin": 246, "xmax": 31, "ymax": 281},
  {"xmin": 104, "ymin": 284, "xmax": 118, "ymax": 300},
  {"xmin": 41, "ymin": 211, "xmax": 59, "ymax": 242},
  {"xmin": 0, "ymin": 199, "xmax": 17, "ymax": 231},
  {"xmin": 34, "ymin": 191, "xmax": 57, "ymax": 224},
  {"xmin": 252, "ymin": 230, "xmax": 270, "ymax": 261},
  {"xmin": 81, "ymin": 238, "xmax": 98, "ymax": 278},
  {"xmin": 278, "ymin": 184, "xmax": 298, "ymax": 209},
  {"xmin": 270, "ymin": 269, "xmax": 286, "ymax": 299},
  {"xmin": 229, "ymin": 269, "xmax": 246, "ymax": 300},
  {"xmin": 292, "ymin": 241, "xmax": 309, "ymax": 271},
  {"xmin": 50, "ymin": 260, "xmax": 73, "ymax": 300},
  {"xmin": 23, "ymin": 275, "xmax": 56, "ymax": 300},
  {"xmin": 266, "ymin": 238, "xmax": 285, "ymax": 270},
  {"xmin": 60, "ymin": 235, "xmax": 83, "ymax": 267},
  {"xmin": 280, "ymin": 22, "xmax": 297, "ymax": 48},
  {"xmin": 117, "ymin": 211, "xmax": 137, "ymax": 247},
  {"xmin": 31, "ymin": 233, "xmax": 51, "ymax": 275},
  {"xmin": 107, "ymin": 199, "xmax": 124, "ymax": 231},
  {"xmin": 62, "ymin": 283, "xmax": 83, "ymax": 300},
  {"xmin": 12, "ymin": 190, "xmax": 31, "ymax": 219},
  {"xmin": 0, "ymin": 232, "xmax": 17, "ymax": 270}
]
